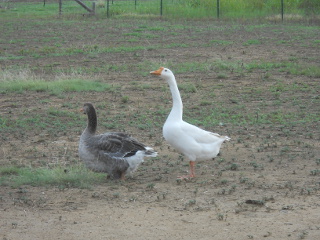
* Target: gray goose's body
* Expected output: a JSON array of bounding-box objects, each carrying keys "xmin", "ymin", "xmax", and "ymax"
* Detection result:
[{"xmin": 79, "ymin": 103, "xmax": 157, "ymax": 179}]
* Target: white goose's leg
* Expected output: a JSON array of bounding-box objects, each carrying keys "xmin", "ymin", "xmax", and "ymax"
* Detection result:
[
  {"xmin": 177, "ymin": 160, "xmax": 196, "ymax": 179},
  {"xmin": 189, "ymin": 161, "xmax": 196, "ymax": 178}
]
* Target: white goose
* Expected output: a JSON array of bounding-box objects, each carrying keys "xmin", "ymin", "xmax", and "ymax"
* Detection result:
[
  {"xmin": 79, "ymin": 103, "xmax": 157, "ymax": 180},
  {"xmin": 150, "ymin": 67, "xmax": 230, "ymax": 179}
]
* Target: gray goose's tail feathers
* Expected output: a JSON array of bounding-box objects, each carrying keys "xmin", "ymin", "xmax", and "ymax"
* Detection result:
[{"xmin": 144, "ymin": 147, "xmax": 158, "ymax": 157}]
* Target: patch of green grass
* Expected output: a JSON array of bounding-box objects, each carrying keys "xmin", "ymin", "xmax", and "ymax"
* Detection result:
[
  {"xmin": 246, "ymin": 61, "xmax": 288, "ymax": 71},
  {"xmin": 213, "ymin": 60, "xmax": 244, "ymax": 73},
  {"xmin": 246, "ymin": 61, "xmax": 320, "ymax": 78},
  {"xmin": 0, "ymin": 166, "xmax": 21, "ymax": 176},
  {"xmin": 243, "ymin": 39, "xmax": 261, "ymax": 46},
  {"xmin": 1, "ymin": 78, "xmax": 113, "ymax": 93},
  {"xmin": 164, "ymin": 43, "xmax": 189, "ymax": 48},
  {"xmin": 0, "ymin": 105, "xmax": 84, "ymax": 135},
  {"xmin": 47, "ymin": 107, "xmax": 73, "ymax": 117},
  {"xmin": 179, "ymin": 83, "xmax": 197, "ymax": 93},
  {"xmin": 148, "ymin": 59, "xmax": 319, "ymax": 80},
  {"xmin": 209, "ymin": 40, "xmax": 234, "ymax": 46},
  {"xmin": 186, "ymin": 103, "xmax": 320, "ymax": 128},
  {"xmin": 287, "ymin": 65, "xmax": 320, "ymax": 78},
  {"xmin": 0, "ymin": 165, "xmax": 106, "ymax": 189},
  {"xmin": 0, "ymin": 54, "xmax": 24, "ymax": 60},
  {"xmin": 217, "ymin": 73, "xmax": 228, "ymax": 79}
]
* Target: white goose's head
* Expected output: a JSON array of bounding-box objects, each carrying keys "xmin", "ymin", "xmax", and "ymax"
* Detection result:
[{"xmin": 150, "ymin": 67, "xmax": 175, "ymax": 82}]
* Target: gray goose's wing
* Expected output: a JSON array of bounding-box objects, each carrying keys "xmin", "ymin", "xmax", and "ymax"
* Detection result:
[{"xmin": 89, "ymin": 132, "xmax": 146, "ymax": 159}]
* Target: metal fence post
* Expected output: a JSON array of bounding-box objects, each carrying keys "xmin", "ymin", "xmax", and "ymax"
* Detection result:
[
  {"xmin": 217, "ymin": 0, "xmax": 220, "ymax": 19},
  {"xmin": 160, "ymin": 0, "xmax": 163, "ymax": 16},
  {"xmin": 59, "ymin": 0, "xmax": 62, "ymax": 16},
  {"xmin": 92, "ymin": 1, "xmax": 95, "ymax": 15},
  {"xmin": 107, "ymin": 0, "xmax": 110, "ymax": 18},
  {"xmin": 281, "ymin": 0, "xmax": 284, "ymax": 21}
]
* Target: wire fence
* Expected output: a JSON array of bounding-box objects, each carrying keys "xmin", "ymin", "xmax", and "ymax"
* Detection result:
[
  {"xmin": 2, "ymin": 0, "xmax": 320, "ymax": 22},
  {"xmin": 102, "ymin": 0, "xmax": 320, "ymax": 23},
  {"xmin": 112, "ymin": 0, "xmax": 320, "ymax": 19}
]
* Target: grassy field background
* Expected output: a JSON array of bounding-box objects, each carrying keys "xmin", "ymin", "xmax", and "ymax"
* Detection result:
[{"xmin": 0, "ymin": 1, "xmax": 320, "ymax": 239}]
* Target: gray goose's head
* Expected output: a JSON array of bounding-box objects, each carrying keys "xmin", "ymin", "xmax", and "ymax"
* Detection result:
[{"xmin": 81, "ymin": 103, "xmax": 97, "ymax": 134}]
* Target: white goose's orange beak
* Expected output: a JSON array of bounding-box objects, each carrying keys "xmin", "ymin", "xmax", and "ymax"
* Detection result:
[{"xmin": 150, "ymin": 67, "xmax": 164, "ymax": 76}]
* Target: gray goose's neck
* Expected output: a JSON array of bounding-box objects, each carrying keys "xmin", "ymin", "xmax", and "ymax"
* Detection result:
[{"xmin": 86, "ymin": 106, "xmax": 97, "ymax": 135}]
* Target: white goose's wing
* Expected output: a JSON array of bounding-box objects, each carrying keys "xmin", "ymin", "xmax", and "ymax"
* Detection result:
[{"xmin": 180, "ymin": 121, "xmax": 229, "ymax": 144}]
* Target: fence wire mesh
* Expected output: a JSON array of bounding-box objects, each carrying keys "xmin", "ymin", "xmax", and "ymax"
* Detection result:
[{"xmin": 1, "ymin": 0, "xmax": 319, "ymax": 22}]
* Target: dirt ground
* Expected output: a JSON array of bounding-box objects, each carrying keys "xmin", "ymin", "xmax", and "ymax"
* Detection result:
[{"xmin": 1, "ymin": 13, "xmax": 320, "ymax": 240}]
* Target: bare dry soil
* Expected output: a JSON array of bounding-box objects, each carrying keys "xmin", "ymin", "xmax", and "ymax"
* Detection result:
[{"xmin": 0, "ymin": 15, "xmax": 320, "ymax": 240}]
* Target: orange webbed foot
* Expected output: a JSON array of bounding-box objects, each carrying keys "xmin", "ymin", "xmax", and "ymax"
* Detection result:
[
  {"xmin": 177, "ymin": 161, "xmax": 196, "ymax": 180},
  {"xmin": 177, "ymin": 173, "xmax": 195, "ymax": 180}
]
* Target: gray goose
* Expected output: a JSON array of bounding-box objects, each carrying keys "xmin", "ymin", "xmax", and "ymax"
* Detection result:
[{"xmin": 78, "ymin": 103, "xmax": 157, "ymax": 180}]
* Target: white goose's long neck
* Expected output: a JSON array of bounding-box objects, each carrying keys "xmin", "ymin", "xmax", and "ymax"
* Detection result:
[{"xmin": 167, "ymin": 76, "xmax": 183, "ymax": 121}]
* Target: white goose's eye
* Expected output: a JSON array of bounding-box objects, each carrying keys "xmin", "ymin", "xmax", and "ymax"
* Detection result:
[{"xmin": 164, "ymin": 69, "xmax": 167, "ymax": 72}]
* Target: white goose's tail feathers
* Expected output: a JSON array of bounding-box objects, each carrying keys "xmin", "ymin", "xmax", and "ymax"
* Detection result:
[
  {"xmin": 144, "ymin": 147, "xmax": 158, "ymax": 157},
  {"xmin": 224, "ymin": 136, "xmax": 231, "ymax": 141},
  {"xmin": 214, "ymin": 133, "xmax": 231, "ymax": 142},
  {"xmin": 211, "ymin": 132, "xmax": 230, "ymax": 142}
]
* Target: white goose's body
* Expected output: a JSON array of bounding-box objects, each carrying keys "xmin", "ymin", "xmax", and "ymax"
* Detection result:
[
  {"xmin": 151, "ymin": 67, "xmax": 230, "ymax": 178},
  {"xmin": 163, "ymin": 120, "xmax": 226, "ymax": 161}
]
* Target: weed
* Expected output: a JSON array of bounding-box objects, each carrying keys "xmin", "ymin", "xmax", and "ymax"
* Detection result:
[
  {"xmin": 113, "ymin": 192, "xmax": 120, "ymax": 198},
  {"xmin": 217, "ymin": 158, "xmax": 225, "ymax": 164},
  {"xmin": 220, "ymin": 179, "xmax": 228, "ymax": 185},
  {"xmin": 310, "ymin": 169, "xmax": 320, "ymax": 176},
  {"xmin": 227, "ymin": 163, "xmax": 239, "ymax": 171},
  {"xmin": 217, "ymin": 213, "xmax": 225, "ymax": 221},
  {"xmin": 250, "ymin": 161, "xmax": 264, "ymax": 170},
  {"xmin": 298, "ymin": 230, "xmax": 308, "ymax": 239},
  {"xmin": 121, "ymin": 96, "xmax": 130, "ymax": 103},
  {"xmin": 239, "ymin": 176, "xmax": 255, "ymax": 188},
  {"xmin": 186, "ymin": 199, "xmax": 196, "ymax": 206},
  {"xmin": 146, "ymin": 183, "xmax": 155, "ymax": 190}
]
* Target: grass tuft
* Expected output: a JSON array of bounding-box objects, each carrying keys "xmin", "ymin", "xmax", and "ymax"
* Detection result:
[
  {"xmin": 0, "ymin": 69, "xmax": 113, "ymax": 93},
  {"xmin": 0, "ymin": 165, "xmax": 106, "ymax": 189}
]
